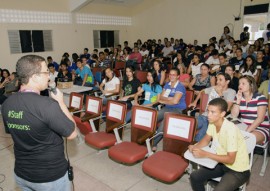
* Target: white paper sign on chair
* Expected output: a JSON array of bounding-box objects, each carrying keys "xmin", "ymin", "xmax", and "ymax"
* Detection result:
[
  {"xmin": 134, "ymin": 109, "xmax": 153, "ymax": 128},
  {"xmin": 71, "ymin": 96, "xmax": 81, "ymax": 108},
  {"xmin": 109, "ymin": 103, "xmax": 123, "ymax": 120},
  {"xmin": 87, "ymin": 99, "xmax": 99, "ymax": 114},
  {"xmin": 167, "ymin": 118, "xmax": 190, "ymax": 139}
]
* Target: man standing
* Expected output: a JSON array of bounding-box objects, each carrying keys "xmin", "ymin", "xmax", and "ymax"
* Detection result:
[{"xmin": 1, "ymin": 55, "xmax": 77, "ymax": 191}]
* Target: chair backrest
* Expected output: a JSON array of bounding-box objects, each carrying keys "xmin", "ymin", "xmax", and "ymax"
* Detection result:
[
  {"xmin": 69, "ymin": 92, "xmax": 84, "ymax": 110},
  {"xmin": 106, "ymin": 100, "xmax": 127, "ymax": 134},
  {"xmin": 136, "ymin": 71, "xmax": 148, "ymax": 83},
  {"xmin": 92, "ymin": 67, "xmax": 103, "ymax": 76},
  {"xmin": 114, "ymin": 61, "xmax": 126, "ymax": 70},
  {"xmin": 185, "ymin": 90, "xmax": 194, "ymax": 106},
  {"xmin": 240, "ymin": 130, "xmax": 256, "ymax": 169},
  {"xmin": 163, "ymin": 113, "xmax": 197, "ymax": 155},
  {"xmin": 199, "ymin": 92, "xmax": 209, "ymax": 114},
  {"xmin": 85, "ymin": 96, "xmax": 103, "ymax": 115},
  {"xmin": 131, "ymin": 105, "xmax": 158, "ymax": 144}
]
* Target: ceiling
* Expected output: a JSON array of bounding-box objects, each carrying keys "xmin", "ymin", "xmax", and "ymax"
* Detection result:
[{"xmin": 91, "ymin": 0, "xmax": 144, "ymax": 6}]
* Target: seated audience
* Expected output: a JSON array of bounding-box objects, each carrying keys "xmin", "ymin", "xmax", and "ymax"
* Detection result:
[
  {"xmin": 188, "ymin": 64, "xmax": 216, "ymax": 95},
  {"xmin": 189, "ymin": 73, "xmax": 236, "ymax": 141},
  {"xmin": 231, "ymin": 75, "xmax": 270, "ymax": 144},
  {"xmin": 176, "ymin": 63, "xmax": 190, "ymax": 87},
  {"xmin": 239, "ymin": 55, "xmax": 258, "ymax": 82},
  {"xmin": 187, "ymin": 53, "xmax": 204, "ymax": 78},
  {"xmin": 153, "ymin": 60, "xmax": 166, "ymax": 86},
  {"xmin": 189, "ymin": 98, "xmax": 251, "ymax": 191},
  {"xmin": 229, "ymin": 48, "xmax": 244, "ymax": 71},
  {"xmin": 48, "ymin": 64, "xmax": 58, "ymax": 83},
  {"xmin": 0, "ymin": 72, "xmax": 19, "ymax": 104},
  {"xmin": 57, "ymin": 62, "xmax": 72, "ymax": 81},
  {"xmin": 118, "ymin": 66, "xmax": 141, "ymax": 109},
  {"xmin": 99, "ymin": 67, "xmax": 120, "ymax": 105},
  {"xmin": 47, "ymin": 56, "xmax": 59, "ymax": 71},
  {"xmin": 73, "ymin": 59, "xmax": 94, "ymax": 87},
  {"xmin": 1, "ymin": 69, "xmax": 10, "ymax": 84},
  {"xmin": 225, "ymin": 64, "xmax": 239, "ymax": 92},
  {"xmin": 153, "ymin": 68, "xmax": 186, "ymax": 150}
]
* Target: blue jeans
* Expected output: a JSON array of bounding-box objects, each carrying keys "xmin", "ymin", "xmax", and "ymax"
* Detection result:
[
  {"xmin": 153, "ymin": 107, "xmax": 183, "ymax": 147},
  {"xmin": 15, "ymin": 171, "xmax": 71, "ymax": 191},
  {"xmin": 195, "ymin": 114, "xmax": 209, "ymax": 142}
]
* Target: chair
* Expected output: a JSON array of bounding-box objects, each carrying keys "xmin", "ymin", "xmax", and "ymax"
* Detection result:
[
  {"xmin": 256, "ymin": 141, "xmax": 269, "ymax": 176},
  {"xmin": 85, "ymin": 100, "xmax": 127, "ymax": 150},
  {"xmin": 68, "ymin": 92, "xmax": 84, "ymax": 113},
  {"xmin": 114, "ymin": 61, "xmax": 126, "ymax": 79},
  {"xmin": 94, "ymin": 71, "xmax": 102, "ymax": 86},
  {"xmin": 136, "ymin": 70, "xmax": 148, "ymax": 83},
  {"xmin": 206, "ymin": 131, "xmax": 256, "ymax": 191},
  {"xmin": 142, "ymin": 113, "xmax": 197, "ymax": 183},
  {"xmin": 199, "ymin": 92, "xmax": 209, "ymax": 114},
  {"xmin": 185, "ymin": 90, "xmax": 194, "ymax": 106},
  {"xmin": 108, "ymin": 105, "xmax": 158, "ymax": 164},
  {"xmin": 73, "ymin": 96, "xmax": 103, "ymax": 135}
]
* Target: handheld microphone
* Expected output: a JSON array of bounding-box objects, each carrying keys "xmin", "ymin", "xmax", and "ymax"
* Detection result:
[{"xmin": 48, "ymin": 82, "xmax": 57, "ymax": 95}]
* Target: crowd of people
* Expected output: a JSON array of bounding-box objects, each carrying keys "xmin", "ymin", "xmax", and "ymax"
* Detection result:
[{"xmin": 2, "ymin": 23, "xmax": 270, "ymax": 191}]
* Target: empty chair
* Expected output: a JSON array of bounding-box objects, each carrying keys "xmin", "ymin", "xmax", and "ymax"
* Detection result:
[
  {"xmin": 114, "ymin": 61, "xmax": 126, "ymax": 79},
  {"xmin": 73, "ymin": 96, "xmax": 103, "ymax": 135},
  {"xmin": 85, "ymin": 100, "xmax": 127, "ymax": 149},
  {"xmin": 142, "ymin": 113, "xmax": 197, "ymax": 183},
  {"xmin": 108, "ymin": 105, "xmax": 158, "ymax": 164},
  {"xmin": 68, "ymin": 92, "xmax": 84, "ymax": 113}
]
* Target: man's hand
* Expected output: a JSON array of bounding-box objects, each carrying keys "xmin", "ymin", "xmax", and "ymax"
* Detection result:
[{"xmin": 50, "ymin": 88, "xmax": 64, "ymax": 104}]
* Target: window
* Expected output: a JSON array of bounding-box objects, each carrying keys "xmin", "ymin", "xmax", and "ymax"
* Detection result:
[
  {"xmin": 8, "ymin": 30, "xmax": 53, "ymax": 54},
  {"xmin": 93, "ymin": 30, "xmax": 119, "ymax": 48}
]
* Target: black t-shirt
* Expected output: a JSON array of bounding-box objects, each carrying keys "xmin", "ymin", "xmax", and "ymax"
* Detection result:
[
  {"xmin": 122, "ymin": 78, "xmax": 141, "ymax": 96},
  {"xmin": 229, "ymin": 57, "xmax": 244, "ymax": 68},
  {"xmin": 1, "ymin": 92, "xmax": 74, "ymax": 183},
  {"xmin": 231, "ymin": 77, "xmax": 239, "ymax": 92},
  {"xmin": 256, "ymin": 60, "xmax": 268, "ymax": 70}
]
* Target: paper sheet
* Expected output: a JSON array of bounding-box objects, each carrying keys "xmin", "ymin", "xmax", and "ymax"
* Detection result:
[
  {"xmin": 134, "ymin": 109, "xmax": 153, "ymax": 128},
  {"xmin": 108, "ymin": 103, "xmax": 123, "ymax": 120},
  {"xmin": 167, "ymin": 118, "xmax": 190, "ymax": 139},
  {"xmin": 71, "ymin": 96, "xmax": 81, "ymax": 108},
  {"xmin": 87, "ymin": 99, "xmax": 100, "ymax": 114}
]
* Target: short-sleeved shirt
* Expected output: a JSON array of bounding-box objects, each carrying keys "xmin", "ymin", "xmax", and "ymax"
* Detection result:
[
  {"xmin": 102, "ymin": 76, "xmax": 120, "ymax": 96},
  {"xmin": 1, "ymin": 92, "xmax": 75, "ymax": 183},
  {"xmin": 239, "ymin": 68, "xmax": 257, "ymax": 77},
  {"xmin": 236, "ymin": 93, "xmax": 270, "ymax": 135},
  {"xmin": 142, "ymin": 83, "xmax": 162, "ymax": 105},
  {"xmin": 193, "ymin": 74, "xmax": 212, "ymax": 91},
  {"xmin": 163, "ymin": 81, "xmax": 186, "ymax": 109},
  {"xmin": 207, "ymin": 118, "xmax": 250, "ymax": 172},
  {"xmin": 258, "ymin": 80, "xmax": 270, "ymax": 98},
  {"xmin": 122, "ymin": 78, "xmax": 141, "ymax": 96},
  {"xmin": 75, "ymin": 66, "xmax": 94, "ymax": 84},
  {"xmin": 203, "ymin": 87, "xmax": 236, "ymax": 116},
  {"xmin": 191, "ymin": 62, "xmax": 203, "ymax": 77}
]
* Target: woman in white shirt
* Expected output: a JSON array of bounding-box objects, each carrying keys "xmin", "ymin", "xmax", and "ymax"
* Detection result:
[
  {"xmin": 99, "ymin": 67, "xmax": 120, "ymax": 104},
  {"xmin": 187, "ymin": 53, "xmax": 203, "ymax": 78}
]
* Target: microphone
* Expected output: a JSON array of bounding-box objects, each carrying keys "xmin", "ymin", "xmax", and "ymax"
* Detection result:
[{"xmin": 48, "ymin": 82, "xmax": 57, "ymax": 95}]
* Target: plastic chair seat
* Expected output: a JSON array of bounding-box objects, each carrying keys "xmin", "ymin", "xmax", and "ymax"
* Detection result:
[
  {"xmin": 85, "ymin": 132, "xmax": 116, "ymax": 149},
  {"xmin": 142, "ymin": 151, "xmax": 188, "ymax": 183},
  {"xmin": 73, "ymin": 115, "xmax": 92, "ymax": 135},
  {"xmin": 108, "ymin": 142, "xmax": 147, "ymax": 164}
]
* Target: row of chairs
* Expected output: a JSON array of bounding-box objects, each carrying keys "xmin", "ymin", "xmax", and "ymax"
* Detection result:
[{"xmin": 68, "ymin": 92, "xmax": 197, "ymax": 183}]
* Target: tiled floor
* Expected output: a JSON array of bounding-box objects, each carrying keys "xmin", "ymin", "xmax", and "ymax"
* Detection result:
[{"xmin": 0, "ymin": 122, "xmax": 269, "ymax": 191}]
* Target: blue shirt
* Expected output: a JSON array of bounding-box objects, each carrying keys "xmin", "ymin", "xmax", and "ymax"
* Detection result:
[
  {"xmin": 75, "ymin": 66, "xmax": 94, "ymax": 84},
  {"xmin": 142, "ymin": 83, "xmax": 162, "ymax": 105},
  {"xmin": 68, "ymin": 62, "xmax": 77, "ymax": 72},
  {"xmin": 163, "ymin": 81, "xmax": 186, "ymax": 109}
]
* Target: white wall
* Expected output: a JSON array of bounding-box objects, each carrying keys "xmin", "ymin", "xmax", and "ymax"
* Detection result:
[{"xmin": 1, "ymin": 0, "xmax": 269, "ymax": 71}]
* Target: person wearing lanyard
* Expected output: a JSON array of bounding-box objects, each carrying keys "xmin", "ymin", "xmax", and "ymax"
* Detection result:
[
  {"xmin": 152, "ymin": 67, "xmax": 186, "ymax": 151},
  {"xmin": 1, "ymin": 55, "xmax": 77, "ymax": 191},
  {"xmin": 231, "ymin": 75, "xmax": 270, "ymax": 144},
  {"xmin": 189, "ymin": 98, "xmax": 250, "ymax": 191}
]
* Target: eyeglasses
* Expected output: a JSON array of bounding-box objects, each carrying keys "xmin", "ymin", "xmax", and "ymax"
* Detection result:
[{"xmin": 37, "ymin": 71, "xmax": 49, "ymax": 75}]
